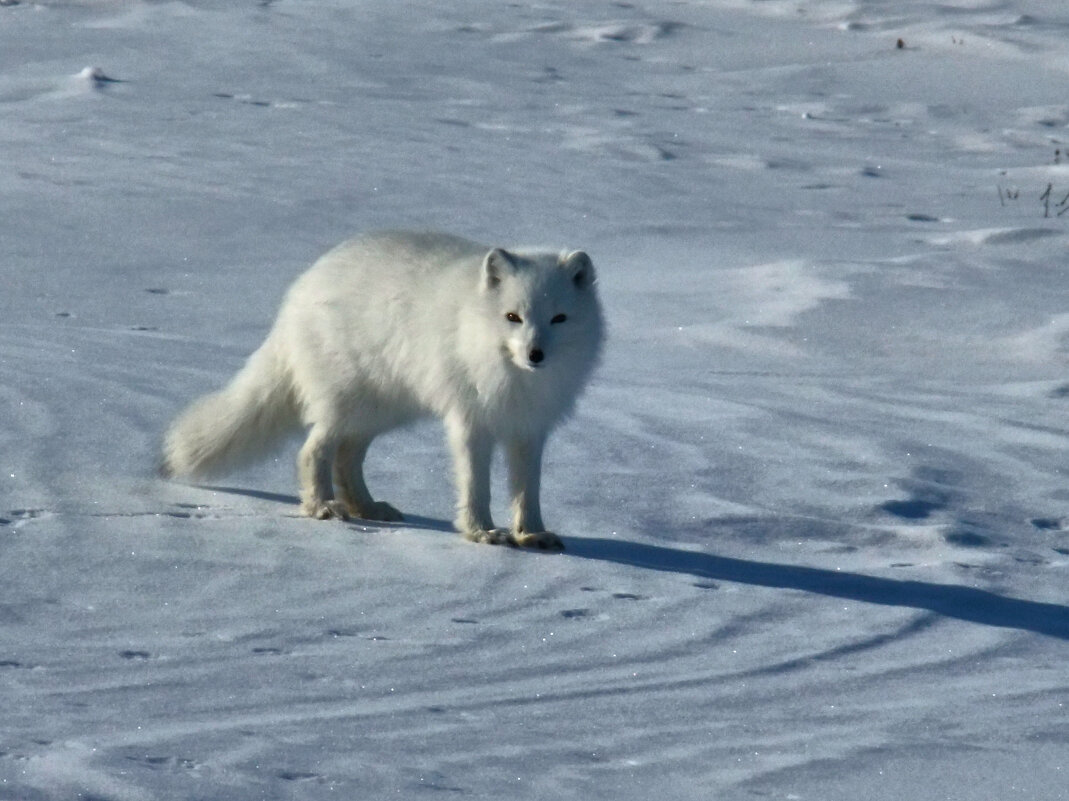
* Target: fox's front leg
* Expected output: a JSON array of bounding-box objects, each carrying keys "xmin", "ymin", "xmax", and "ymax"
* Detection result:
[
  {"xmin": 506, "ymin": 435, "xmax": 563, "ymax": 550},
  {"xmin": 445, "ymin": 414, "xmax": 507, "ymax": 544}
]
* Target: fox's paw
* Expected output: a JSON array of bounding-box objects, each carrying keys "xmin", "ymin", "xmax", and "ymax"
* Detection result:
[
  {"xmin": 353, "ymin": 500, "xmax": 404, "ymax": 523},
  {"xmin": 463, "ymin": 528, "xmax": 511, "ymax": 545},
  {"xmin": 301, "ymin": 499, "xmax": 351, "ymax": 521},
  {"xmin": 509, "ymin": 530, "xmax": 564, "ymax": 551}
]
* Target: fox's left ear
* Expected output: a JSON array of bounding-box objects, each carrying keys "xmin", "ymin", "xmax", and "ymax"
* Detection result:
[{"xmin": 562, "ymin": 250, "xmax": 595, "ymax": 289}]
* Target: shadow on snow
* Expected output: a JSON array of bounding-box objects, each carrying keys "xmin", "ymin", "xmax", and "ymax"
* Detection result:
[
  {"xmin": 190, "ymin": 487, "xmax": 1067, "ymax": 639},
  {"xmin": 198, "ymin": 485, "xmax": 455, "ymax": 532},
  {"xmin": 566, "ymin": 537, "xmax": 1069, "ymax": 641}
]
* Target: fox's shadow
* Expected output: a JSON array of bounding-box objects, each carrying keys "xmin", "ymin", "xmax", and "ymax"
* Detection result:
[
  {"xmin": 565, "ymin": 536, "xmax": 1069, "ymax": 641},
  {"xmin": 198, "ymin": 485, "xmax": 455, "ymax": 533},
  {"xmin": 193, "ymin": 487, "xmax": 1068, "ymax": 639}
]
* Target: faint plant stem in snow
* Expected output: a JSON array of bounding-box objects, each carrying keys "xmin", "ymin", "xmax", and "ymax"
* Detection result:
[
  {"xmin": 1037, "ymin": 182, "xmax": 1069, "ymax": 217},
  {"xmin": 997, "ymin": 184, "xmax": 1019, "ymax": 207}
]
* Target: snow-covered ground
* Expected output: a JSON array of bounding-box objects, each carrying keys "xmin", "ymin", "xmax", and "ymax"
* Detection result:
[{"xmin": 2, "ymin": 1, "xmax": 1068, "ymax": 798}]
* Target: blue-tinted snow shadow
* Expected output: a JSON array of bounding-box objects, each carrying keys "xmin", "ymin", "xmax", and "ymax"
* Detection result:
[
  {"xmin": 565, "ymin": 537, "xmax": 1069, "ymax": 640},
  {"xmin": 199, "ymin": 485, "xmax": 299, "ymax": 506},
  {"xmin": 198, "ymin": 485, "xmax": 455, "ymax": 532}
]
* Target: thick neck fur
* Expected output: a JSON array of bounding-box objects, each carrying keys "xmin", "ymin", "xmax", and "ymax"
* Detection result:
[{"xmin": 452, "ymin": 252, "xmax": 603, "ymax": 437}]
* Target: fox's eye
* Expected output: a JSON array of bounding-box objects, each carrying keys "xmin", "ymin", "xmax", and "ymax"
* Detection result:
[
  {"xmin": 505, "ymin": 312, "xmax": 522, "ymax": 324},
  {"xmin": 551, "ymin": 314, "xmax": 567, "ymax": 324}
]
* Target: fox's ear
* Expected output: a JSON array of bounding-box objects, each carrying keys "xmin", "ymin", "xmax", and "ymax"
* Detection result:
[
  {"xmin": 562, "ymin": 250, "xmax": 595, "ymax": 289},
  {"xmin": 482, "ymin": 248, "xmax": 517, "ymax": 291}
]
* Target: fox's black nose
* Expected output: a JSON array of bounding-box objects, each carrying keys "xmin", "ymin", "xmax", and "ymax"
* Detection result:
[{"xmin": 529, "ymin": 348, "xmax": 544, "ymax": 364}]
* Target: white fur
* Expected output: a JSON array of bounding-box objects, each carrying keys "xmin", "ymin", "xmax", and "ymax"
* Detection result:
[{"xmin": 162, "ymin": 231, "xmax": 604, "ymax": 548}]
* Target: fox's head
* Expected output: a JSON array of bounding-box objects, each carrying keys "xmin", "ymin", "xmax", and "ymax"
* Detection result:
[{"xmin": 479, "ymin": 246, "xmax": 603, "ymax": 373}]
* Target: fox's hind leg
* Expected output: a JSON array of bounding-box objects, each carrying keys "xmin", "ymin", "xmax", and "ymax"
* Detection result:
[
  {"xmin": 333, "ymin": 434, "xmax": 403, "ymax": 522},
  {"xmin": 297, "ymin": 423, "xmax": 349, "ymax": 520}
]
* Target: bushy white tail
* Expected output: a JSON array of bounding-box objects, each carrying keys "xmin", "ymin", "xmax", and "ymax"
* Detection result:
[{"xmin": 161, "ymin": 341, "xmax": 297, "ymax": 478}]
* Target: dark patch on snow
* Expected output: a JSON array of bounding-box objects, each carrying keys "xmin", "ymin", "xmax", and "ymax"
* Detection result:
[
  {"xmin": 560, "ymin": 608, "xmax": 590, "ymax": 618},
  {"xmin": 1031, "ymin": 517, "xmax": 1065, "ymax": 530},
  {"xmin": 127, "ymin": 754, "xmax": 198, "ymax": 771},
  {"xmin": 1014, "ymin": 553, "xmax": 1047, "ymax": 565},
  {"xmin": 881, "ymin": 499, "xmax": 943, "ymax": 519},
  {"xmin": 653, "ymin": 145, "xmax": 677, "ymax": 161},
  {"xmin": 9, "ymin": 509, "xmax": 44, "ymax": 520},
  {"xmin": 983, "ymin": 227, "xmax": 1059, "ymax": 245},
  {"xmin": 326, "ymin": 628, "xmax": 360, "ymax": 638},
  {"xmin": 943, "ymin": 529, "xmax": 992, "ymax": 547},
  {"xmin": 278, "ymin": 770, "xmax": 319, "ymax": 782},
  {"xmin": 880, "ymin": 468, "xmax": 959, "ymax": 521}
]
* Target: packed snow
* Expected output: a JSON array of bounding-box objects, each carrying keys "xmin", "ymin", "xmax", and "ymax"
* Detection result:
[{"xmin": 1, "ymin": 1, "xmax": 1067, "ymax": 799}]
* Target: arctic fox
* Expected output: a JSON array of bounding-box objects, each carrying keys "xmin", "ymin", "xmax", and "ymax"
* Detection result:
[{"xmin": 162, "ymin": 231, "xmax": 604, "ymax": 549}]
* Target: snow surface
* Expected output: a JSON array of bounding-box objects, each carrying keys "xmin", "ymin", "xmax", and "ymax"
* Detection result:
[{"xmin": 2, "ymin": 1, "xmax": 1068, "ymax": 799}]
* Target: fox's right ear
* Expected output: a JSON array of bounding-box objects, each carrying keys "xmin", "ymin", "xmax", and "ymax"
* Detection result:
[{"xmin": 482, "ymin": 248, "xmax": 517, "ymax": 291}]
